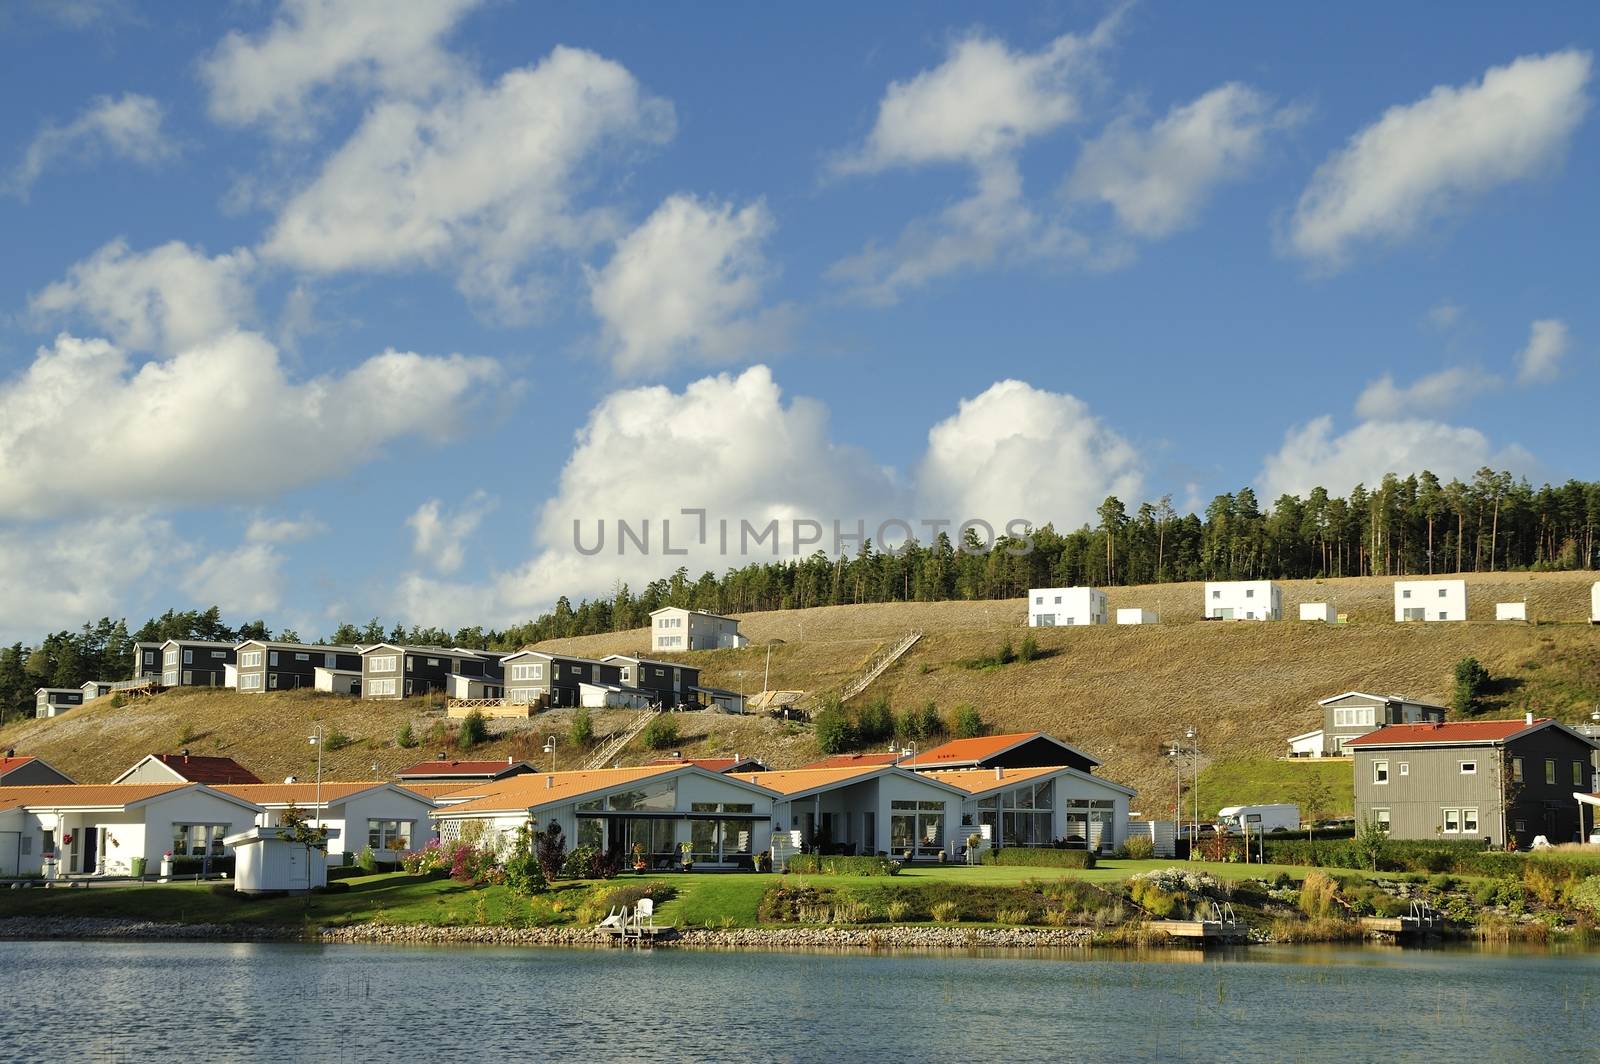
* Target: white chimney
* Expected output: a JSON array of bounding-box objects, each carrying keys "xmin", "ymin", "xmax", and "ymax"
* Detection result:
[
  {"xmin": 507, "ymin": 755, "xmax": 514, "ymax": 765},
  {"xmin": 545, "ymin": 775, "xmax": 554, "ymax": 789},
  {"xmin": 1525, "ymin": 711, "xmax": 1534, "ymax": 725},
  {"xmin": 994, "ymin": 766, "xmax": 1003, "ymax": 780}
]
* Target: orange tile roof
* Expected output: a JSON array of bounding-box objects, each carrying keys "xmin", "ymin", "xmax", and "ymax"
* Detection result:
[
  {"xmin": 216, "ymin": 782, "xmax": 396, "ymax": 806},
  {"xmin": 396, "ymin": 781, "xmax": 487, "ymax": 800},
  {"xmin": 798, "ymin": 753, "xmax": 900, "ymax": 769},
  {"xmin": 729, "ymin": 765, "xmax": 896, "ymax": 795},
  {"xmin": 0, "ymin": 783, "xmax": 192, "ymax": 808},
  {"xmin": 1346, "ymin": 719, "xmax": 1554, "ymax": 747},
  {"xmin": 903, "ymin": 732, "xmax": 1048, "ymax": 767},
  {"xmin": 920, "ymin": 766, "xmax": 1078, "ymax": 794},
  {"xmin": 435, "ymin": 764, "xmax": 696, "ymax": 816}
]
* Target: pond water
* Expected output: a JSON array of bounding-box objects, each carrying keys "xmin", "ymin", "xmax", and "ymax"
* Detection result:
[{"xmin": 0, "ymin": 941, "xmax": 1595, "ymax": 1062}]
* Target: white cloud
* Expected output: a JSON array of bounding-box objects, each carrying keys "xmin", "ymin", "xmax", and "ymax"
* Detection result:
[
  {"xmin": 7, "ymin": 93, "xmax": 173, "ymax": 195},
  {"xmin": 833, "ymin": 23, "xmax": 1114, "ymax": 175},
  {"xmin": 262, "ymin": 45, "xmax": 675, "ymax": 320},
  {"xmin": 917, "ymin": 379, "xmax": 1143, "ymax": 530},
  {"xmin": 0, "ymin": 513, "xmax": 178, "ymax": 642},
  {"xmin": 1353, "ymin": 366, "xmax": 1499, "ymax": 420},
  {"xmin": 1289, "ymin": 50, "xmax": 1592, "ymax": 266},
  {"xmin": 200, "ymin": 0, "xmax": 483, "ymax": 134},
  {"xmin": 245, "ymin": 515, "xmax": 327, "ymax": 544},
  {"xmin": 1067, "ymin": 83, "xmax": 1299, "ymax": 238},
  {"xmin": 1515, "ymin": 318, "xmax": 1570, "ymax": 385},
  {"xmin": 589, "ymin": 194, "xmax": 789, "ymax": 373},
  {"xmin": 181, "ymin": 543, "xmax": 286, "ymax": 616},
  {"xmin": 30, "ymin": 240, "xmax": 255, "ymax": 354},
  {"xmin": 0, "ymin": 332, "xmax": 499, "ymax": 520},
  {"xmin": 406, "ymin": 492, "xmax": 495, "ymax": 574},
  {"xmin": 1258, "ymin": 415, "xmax": 1533, "ymax": 499},
  {"xmin": 1427, "ymin": 301, "xmax": 1465, "ymax": 330}
]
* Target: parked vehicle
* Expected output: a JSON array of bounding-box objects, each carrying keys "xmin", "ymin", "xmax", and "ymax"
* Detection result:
[{"xmin": 1216, "ymin": 804, "xmax": 1299, "ymax": 834}]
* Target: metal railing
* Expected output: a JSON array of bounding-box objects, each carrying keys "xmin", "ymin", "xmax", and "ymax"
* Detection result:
[
  {"xmin": 837, "ymin": 630, "xmax": 923, "ymax": 703},
  {"xmin": 584, "ymin": 706, "xmax": 662, "ymax": 770}
]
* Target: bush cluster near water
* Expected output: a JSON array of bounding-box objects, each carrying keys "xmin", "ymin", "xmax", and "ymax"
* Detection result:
[{"xmin": 980, "ymin": 847, "xmax": 1097, "ymax": 869}]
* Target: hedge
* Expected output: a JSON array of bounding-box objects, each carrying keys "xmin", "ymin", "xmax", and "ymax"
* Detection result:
[
  {"xmin": 168, "ymin": 855, "xmax": 236, "ymax": 876},
  {"xmin": 1260, "ymin": 837, "xmax": 1529, "ymax": 877},
  {"xmin": 981, "ymin": 847, "xmax": 1096, "ymax": 869},
  {"xmin": 784, "ymin": 854, "xmax": 900, "ymax": 876}
]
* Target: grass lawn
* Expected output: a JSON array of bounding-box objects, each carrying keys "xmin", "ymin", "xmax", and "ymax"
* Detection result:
[{"xmin": 1196, "ymin": 757, "xmax": 1354, "ymax": 819}]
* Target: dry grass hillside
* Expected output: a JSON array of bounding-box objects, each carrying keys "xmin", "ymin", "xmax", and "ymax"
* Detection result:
[{"xmin": 2, "ymin": 571, "xmax": 1594, "ymax": 805}]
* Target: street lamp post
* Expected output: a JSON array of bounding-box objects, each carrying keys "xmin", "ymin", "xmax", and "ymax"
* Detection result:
[
  {"xmin": 543, "ymin": 735, "xmax": 557, "ymax": 771},
  {"xmin": 1186, "ymin": 726, "xmax": 1200, "ymax": 846},
  {"xmin": 308, "ymin": 727, "xmax": 324, "ymax": 833}
]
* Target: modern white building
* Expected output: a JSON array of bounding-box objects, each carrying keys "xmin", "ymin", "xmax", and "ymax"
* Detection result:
[
  {"xmin": 217, "ymin": 782, "xmax": 438, "ymax": 867},
  {"xmin": 1116, "ymin": 608, "xmax": 1158, "ymax": 625},
  {"xmin": 1495, "ymin": 602, "xmax": 1527, "ymax": 622},
  {"xmin": 922, "ymin": 765, "xmax": 1135, "ymax": 855},
  {"xmin": 649, "ymin": 607, "xmax": 747, "ymax": 652},
  {"xmin": 1204, "ymin": 580, "xmax": 1282, "ymax": 621},
  {"xmin": 225, "ymin": 826, "xmax": 329, "ymax": 894},
  {"xmin": 1299, "ymin": 602, "xmax": 1337, "ymax": 623},
  {"xmin": 735, "ymin": 765, "xmax": 969, "ymax": 860},
  {"xmin": 1026, "ymin": 587, "xmax": 1108, "ymax": 627},
  {"xmin": 1394, "ymin": 578, "xmax": 1467, "ymax": 622}
]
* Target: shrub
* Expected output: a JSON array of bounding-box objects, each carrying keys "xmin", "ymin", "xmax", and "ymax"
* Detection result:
[
  {"xmin": 569, "ymin": 707, "xmax": 594, "ymax": 748},
  {"xmin": 885, "ymin": 900, "xmax": 912, "ymax": 923},
  {"xmin": 536, "ymin": 820, "xmax": 567, "ymax": 882},
  {"xmin": 948, "ymin": 704, "xmax": 983, "ymax": 740},
  {"xmin": 324, "ymin": 727, "xmax": 352, "ymax": 752},
  {"xmin": 1122, "ymin": 835, "xmax": 1155, "ymax": 861},
  {"xmin": 915, "ymin": 700, "xmax": 944, "ymax": 739},
  {"xmin": 396, "ymin": 722, "xmax": 417, "ymax": 749},
  {"xmin": 982, "ymin": 847, "xmax": 1095, "ymax": 869},
  {"xmin": 1129, "ymin": 882, "xmax": 1182, "ymax": 919},
  {"xmin": 1523, "ymin": 862, "xmax": 1565, "ymax": 906},
  {"xmin": 995, "ymin": 906, "xmax": 1032, "ymax": 925},
  {"xmin": 108, "ymin": 693, "xmax": 126, "ymax": 709},
  {"xmin": 642, "ymin": 715, "xmax": 679, "ymax": 750},
  {"xmin": 456, "ymin": 710, "xmax": 489, "ymax": 750},
  {"xmin": 1298, "ymin": 871, "xmax": 1341, "ymax": 919},
  {"xmin": 503, "ymin": 827, "xmax": 548, "ymax": 896},
  {"xmin": 357, "ymin": 846, "xmax": 378, "ymax": 873},
  {"xmin": 813, "ymin": 697, "xmax": 854, "ymax": 755},
  {"xmin": 562, "ymin": 845, "xmax": 601, "ymax": 879},
  {"xmin": 1428, "ymin": 873, "xmax": 1458, "ymax": 893},
  {"xmin": 448, "ymin": 842, "xmax": 497, "ymax": 885},
  {"xmin": 1569, "ymin": 875, "xmax": 1600, "ymax": 917},
  {"xmin": 1018, "ymin": 635, "xmax": 1039, "ymax": 663},
  {"xmin": 930, "ymin": 900, "xmax": 960, "ymax": 923},
  {"xmin": 402, "ymin": 839, "xmax": 450, "ymax": 876},
  {"xmin": 178, "ymin": 721, "xmax": 197, "ymax": 745},
  {"xmin": 1452, "ymin": 657, "xmax": 1491, "ymax": 715},
  {"xmin": 854, "ymin": 695, "xmax": 894, "ymax": 744},
  {"xmin": 785, "ymin": 854, "xmax": 900, "ymax": 876},
  {"xmin": 1353, "ymin": 817, "xmax": 1389, "ymax": 871}
]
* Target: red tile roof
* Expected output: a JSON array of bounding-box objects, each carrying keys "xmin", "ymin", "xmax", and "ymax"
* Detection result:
[
  {"xmin": 396, "ymin": 759, "xmax": 530, "ymax": 779},
  {"xmin": 151, "ymin": 754, "xmax": 262, "ymax": 784},
  {"xmin": 0, "ymin": 756, "xmax": 38, "ymax": 775},
  {"xmin": 1346, "ymin": 719, "xmax": 1552, "ymax": 747},
  {"xmin": 798, "ymin": 753, "xmax": 900, "ymax": 769}
]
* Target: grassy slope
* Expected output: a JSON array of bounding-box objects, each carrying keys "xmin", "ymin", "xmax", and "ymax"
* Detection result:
[
  {"xmin": 1193, "ymin": 759, "xmax": 1355, "ymax": 820},
  {"xmin": 2, "ymin": 572, "xmax": 1594, "ymax": 808}
]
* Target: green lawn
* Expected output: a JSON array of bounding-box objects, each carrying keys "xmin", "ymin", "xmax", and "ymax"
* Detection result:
[{"xmin": 1195, "ymin": 757, "xmax": 1354, "ymax": 819}]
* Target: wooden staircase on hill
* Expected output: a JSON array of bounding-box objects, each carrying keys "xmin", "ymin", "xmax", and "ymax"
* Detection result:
[
  {"xmin": 583, "ymin": 706, "xmax": 663, "ymax": 770},
  {"xmin": 837, "ymin": 630, "xmax": 923, "ymax": 703}
]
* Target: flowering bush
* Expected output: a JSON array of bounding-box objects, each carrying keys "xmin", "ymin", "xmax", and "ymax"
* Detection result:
[
  {"xmin": 448, "ymin": 841, "xmax": 499, "ymax": 885},
  {"xmin": 1128, "ymin": 867, "xmax": 1222, "ymax": 896},
  {"xmin": 401, "ymin": 839, "xmax": 451, "ymax": 876}
]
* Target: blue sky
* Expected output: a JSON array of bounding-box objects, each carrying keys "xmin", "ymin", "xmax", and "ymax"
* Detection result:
[{"xmin": 0, "ymin": 1, "xmax": 1594, "ymax": 643}]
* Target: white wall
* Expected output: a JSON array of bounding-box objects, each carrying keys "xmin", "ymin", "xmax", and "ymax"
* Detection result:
[
  {"xmin": 1204, "ymin": 581, "xmax": 1281, "ymax": 620},
  {"xmin": 1027, "ymin": 587, "xmax": 1108, "ymax": 627},
  {"xmin": 1394, "ymin": 579, "xmax": 1467, "ymax": 622},
  {"xmin": 1299, "ymin": 602, "xmax": 1337, "ymax": 622},
  {"xmin": 1287, "ymin": 731, "xmax": 1327, "ymax": 757},
  {"xmin": 1495, "ymin": 602, "xmax": 1527, "ymax": 621},
  {"xmin": 1591, "ymin": 582, "xmax": 1599, "ymax": 624},
  {"xmin": 1115, "ymin": 608, "xmax": 1157, "ymax": 625}
]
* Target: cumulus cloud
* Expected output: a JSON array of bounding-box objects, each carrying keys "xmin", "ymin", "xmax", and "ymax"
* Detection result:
[
  {"xmin": 1515, "ymin": 318, "xmax": 1570, "ymax": 385},
  {"xmin": 1353, "ymin": 366, "xmax": 1499, "ymax": 420},
  {"xmin": 181, "ymin": 543, "xmax": 287, "ymax": 616},
  {"xmin": 6, "ymin": 93, "xmax": 174, "ymax": 195},
  {"xmin": 0, "ymin": 332, "xmax": 499, "ymax": 520},
  {"xmin": 827, "ymin": 18, "xmax": 1119, "ymax": 303},
  {"xmin": 200, "ymin": 0, "xmax": 483, "ymax": 134},
  {"xmin": 245, "ymin": 515, "xmax": 327, "ymax": 544},
  {"xmin": 589, "ymin": 194, "xmax": 790, "ymax": 373},
  {"xmin": 407, "ymin": 492, "xmax": 496, "ymax": 574},
  {"xmin": 1066, "ymin": 83, "xmax": 1300, "ymax": 238},
  {"xmin": 1258, "ymin": 415, "xmax": 1533, "ymax": 499},
  {"xmin": 263, "ymin": 45, "xmax": 674, "ymax": 320},
  {"xmin": 917, "ymin": 379, "xmax": 1143, "ymax": 530},
  {"xmin": 30, "ymin": 240, "xmax": 255, "ymax": 354},
  {"xmin": 1289, "ymin": 50, "xmax": 1592, "ymax": 266},
  {"xmin": 0, "ymin": 514, "xmax": 178, "ymax": 642}
]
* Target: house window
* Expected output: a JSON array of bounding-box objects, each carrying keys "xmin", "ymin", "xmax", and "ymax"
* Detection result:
[
  {"xmin": 269, "ymin": 651, "xmax": 279, "ymax": 666},
  {"xmin": 268, "ymin": 674, "xmax": 278, "ymax": 690},
  {"xmin": 1054, "ymin": 596, "xmax": 1062, "ymax": 604},
  {"xmin": 406, "ymin": 656, "xmax": 414, "ymax": 672},
  {"xmin": 1545, "ymin": 760, "xmax": 1556, "ymax": 785},
  {"xmin": 621, "ymin": 667, "xmax": 631, "ymax": 682},
  {"xmin": 241, "ymin": 674, "xmax": 262, "ymax": 690},
  {"xmin": 325, "ymin": 654, "xmax": 337, "ymax": 670},
  {"xmin": 1399, "ymin": 763, "xmax": 1409, "ymax": 776},
  {"xmin": 1372, "ymin": 809, "xmax": 1390, "ymax": 833},
  {"xmin": 1437, "ymin": 612, "xmax": 1448, "ymax": 620},
  {"xmin": 654, "ymin": 668, "xmax": 665, "ymax": 677},
  {"xmin": 144, "ymin": 651, "xmax": 155, "ymax": 664},
  {"xmin": 182, "ymin": 671, "xmax": 193, "ymax": 685},
  {"xmin": 509, "ymin": 688, "xmax": 535, "ymax": 704},
  {"xmin": 510, "ymin": 664, "xmax": 542, "ymax": 681},
  {"xmin": 1442, "ymin": 809, "xmax": 1460, "ymax": 834},
  {"xmin": 1459, "ymin": 761, "xmax": 1476, "ymax": 775},
  {"xmin": 368, "ymin": 678, "xmax": 396, "ymax": 696},
  {"xmin": 1334, "ymin": 707, "xmax": 1376, "ymax": 728},
  {"xmin": 1035, "ymin": 596, "xmax": 1043, "ymax": 604},
  {"xmin": 1245, "ymin": 589, "xmax": 1255, "ymax": 598},
  {"xmin": 1512, "ymin": 757, "xmax": 1523, "ymax": 783},
  {"xmin": 165, "ymin": 649, "xmax": 177, "ymax": 665},
  {"xmin": 1462, "ymin": 809, "xmax": 1479, "ymax": 834},
  {"xmin": 172, "ymin": 823, "xmax": 230, "ymax": 857},
  {"xmin": 367, "ymin": 820, "xmax": 413, "ymax": 854},
  {"xmin": 1373, "ymin": 760, "xmax": 1389, "ymax": 784},
  {"xmin": 1402, "ymin": 589, "xmax": 1411, "ymax": 599},
  {"xmin": 211, "ymin": 651, "xmax": 226, "ymax": 659},
  {"xmin": 1575, "ymin": 762, "xmax": 1586, "ymax": 787},
  {"xmin": 1211, "ymin": 590, "xmax": 1220, "ymax": 599},
  {"xmin": 1036, "ymin": 614, "xmax": 1056, "ymax": 626},
  {"xmin": 369, "ymin": 655, "xmax": 397, "ymax": 673},
  {"xmin": 295, "ymin": 653, "xmax": 309, "ymax": 662},
  {"xmin": 427, "ymin": 658, "xmax": 440, "ymax": 667},
  {"xmin": 240, "ymin": 651, "xmax": 262, "ymax": 668},
  {"xmin": 163, "ymin": 670, "xmax": 178, "ymax": 686},
  {"xmin": 572, "ymin": 665, "xmax": 585, "ymax": 677},
  {"xmin": 1514, "ymin": 819, "xmax": 1527, "ymax": 833},
  {"xmin": 184, "ymin": 649, "xmax": 193, "ymax": 664}
]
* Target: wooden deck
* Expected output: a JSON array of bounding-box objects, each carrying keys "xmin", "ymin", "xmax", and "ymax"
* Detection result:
[
  {"xmin": 1148, "ymin": 920, "xmax": 1246, "ymax": 942},
  {"xmin": 1359, "ymin": 916, "xmax": 1430, "ymax": 935}
]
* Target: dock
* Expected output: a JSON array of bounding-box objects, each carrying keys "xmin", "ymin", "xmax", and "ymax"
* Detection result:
[
  {"xmin": 1360, "ymin": 903, "xmax": 1439, "ymax": 939},
  {"xmin": 1147, "ymin": 920, "xmax": 1248, "ymax": 943}
]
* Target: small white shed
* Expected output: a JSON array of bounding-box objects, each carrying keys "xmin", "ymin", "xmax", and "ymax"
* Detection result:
[
  {"xmin": 1116, "ymin": 608, "xmax": 1157, "ymax": 625},
  {"xmin": 1495, "ymin": 602, "xmax": 1527, "ymax": 622},
  {"xmin": 1299, "ymin": 602, "xmax": 1336, "ymax": 622},
  {"xmin": 314, "ymin": 667, "xmax": 361, "ymax": 694},
  {"xmin": 225, "ymin": 826, "xmax": 329, "ymax": 894},
  {"xmin": 1591, "ymin": 582, "xmax": 1599, "ymax": 624}
]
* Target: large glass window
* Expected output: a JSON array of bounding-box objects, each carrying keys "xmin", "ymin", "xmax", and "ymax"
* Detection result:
[
  {"xmin": 576, "ymin": 817, "xmax": 605, "ymax": 851},
  {"xmin": 368, "ymin": 819, "xmax": 413, "ymax": 854},
  {"xmin": 689, "ymin": 802, "xmax": 755, "ymax": 862},
  {"xmin": 171, "ymin": 823, "xmax": 229, "ymax": 856},
  {"xmin": 607, "ymin": 782, "xmax": 677, "ymax": 811},
  {"xmin": 890, "ymin": 800, "xmax": 946, "ymax": 858}
]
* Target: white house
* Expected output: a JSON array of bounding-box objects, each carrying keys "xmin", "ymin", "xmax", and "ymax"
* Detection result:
[
  {"xmin": 1394, "ymin": 578, "xmax": 1467, "ymax": 622},
  {"xmin": 649, "ymin": 607, "xmax": 747, "ymax": 652},
  {"xmin": 1027, "ymin": 587, "xmax": 1108, "ymax": 627},
  {"xmin": 1591, "ymin": 582, "xmax": 1599, "ymax": 624},
  {"xmin": 1116, "ymin": 608, "xmax": 1158, "ymax": 625},
  {"xmin": 1496, "ymin": 602, "xmax": 1527, "ymax": 622},
  {"xmin": 217, "ymin": 782, "xmax": 438, "ymax": 867},
  {"xmin": 921, "ymin": 765, "xmax": 1136, "ymax": 855},
  {"xmin": 1299, "ymin": 602, "xmax": 1337, "ymax": 623},
  {"xmin": 432, "ymin": 764, "xmax": 778, "ymax": 870},
  {"xmin": 0, "ymin": 783, "xmax": 263, "ymax": 878},
  {"xmin": 732, "ymin": 764, "xmax": 970, "ymax": 860},
  {"xmin": 314, "ymin": 666, "xmax": 362, "ymax": 695},
  {"xmin": 226, "ymin": 826, "xmax": 329, "ymax": 894},
  {"xmin": 1204, "ymin": 581, "xmax": 1282, "ymax": 621}
]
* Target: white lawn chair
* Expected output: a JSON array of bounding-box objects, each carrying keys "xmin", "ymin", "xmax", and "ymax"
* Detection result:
[
  {"xmin": 635, "ymin": 897, "xmax": 654, "ymax": 934},
  {"xmin": 596, "ymin": 906, "xmax": 624, "ymax": 930}
]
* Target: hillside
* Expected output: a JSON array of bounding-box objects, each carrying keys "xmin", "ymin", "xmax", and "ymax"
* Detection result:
[{"xmin": 1, "ymin": 571, "xmax": 1595, "ymax": 811}]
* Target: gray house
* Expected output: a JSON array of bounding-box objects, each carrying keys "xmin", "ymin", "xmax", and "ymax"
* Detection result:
[
  {"xmin": 1350, "ymin": 716, "xmax": 1597, "ymax": 848},
  {"xmin": 501, "ymin": 651, "xmax": 615, "ymax": 709},
  {"xmin": 601, "ymin": 654, "xmax": 702, "ymax": 707},
  {"xmin": 158, "ymin": 639, "xmax": 236, "ymax": 688},
  {"xmin": 34, "ymin": 688, "xmax": 84, "ymax": 718},
  {"xmin": 1287, "ymin": 691, "xmax": 1448, "ymax": 757},
  {"xmin": 361, "ymin": 644, "xmax": 502, "ymax": 701},
  {"xmin": 80, "ymin": 680, "xmax": 113, "ymax": 703},
  {"xmin": 0, "ymin": 752, "xmax": 75, "ymax": 785},
  {"xmin": 131, "ymin": 641, "xmax": 163, "ymax": 680},
  {"xmin": 235, "ymin": 640, "xmax": 363, "ymax": 694}
]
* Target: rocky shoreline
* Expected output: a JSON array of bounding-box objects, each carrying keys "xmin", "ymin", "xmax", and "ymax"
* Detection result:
[{"xmin": 0, "ymin": 916, "xmax": 1104, "ymax": 951}]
